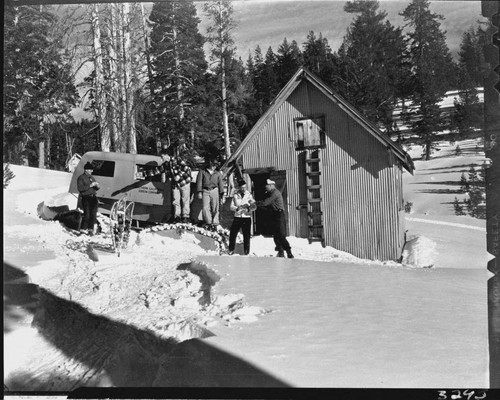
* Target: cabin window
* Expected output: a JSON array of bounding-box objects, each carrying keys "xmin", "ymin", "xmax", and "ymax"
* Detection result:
[
  {"xmin": 135, "ymin": 163, "xmax": 164, "ymax": 182},
  {"xmin": 92, "ymin": 160, "xmax": 115, "ymax": 177},
  {"xmin": 294, "ymin": 116, "xmax": 325, "ymax": 149}
]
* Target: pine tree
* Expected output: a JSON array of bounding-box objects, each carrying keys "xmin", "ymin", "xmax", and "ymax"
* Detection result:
[
  {"xmin": 262, "ymin": 47, "xmax": 280, "ymax": 104},
  {"xmin": 149, "ymin": 1, "xmax": 207, "ymax": 154},
  {"xmin": 400, "ymin": 0, "xmax": 455, "ymax": 160},
  {"xmin": 203, "ymin": 0, "xmax": 237, "ymax": 160},
  {"xmin": 453, "ymin": 197, "xmax": 465, "ymax": 216},
  {"xmin": 458, "ymin": 27, "xmax": 484, "ymax": 87},
  {"xmin": 336, "ymin": 0, "xmax": 408, "ymax": 133},
  {"xmin": 4, "ymin": 5, "xmax": 78, "ymax": 166},
  {"xmin": 458, "ymin": 165, "xmax": 485, "ymax": 219},
  {"xmin": 275, "ymin": 38, "xmax": 303, "ymax": 89},
  {"xmin": 302, "ymin": 31, "xmax": 336, "ymax": 84},
  {"xmin": 450, "ymin": 27, "xmax": 483, "ymax": 141},
  {"xmin": 224, "ymin": 56, "xmax": 253, "ymax": 147},
  {"xmin": 250, "ymin": 45, "xmax": 266, "ymax": 115},
  {"xmin": 243, "ymin": 51, "xmax": 263, "ymax": 131}
]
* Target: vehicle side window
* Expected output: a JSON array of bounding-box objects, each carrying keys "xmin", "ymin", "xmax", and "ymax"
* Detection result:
[
  {"xmin": 136, "ymin": 163, "xmax": 163, "ymax": 182},
  {"xmin": 92, "ymin": 160, "xmax": 115, "ymax": 177}
]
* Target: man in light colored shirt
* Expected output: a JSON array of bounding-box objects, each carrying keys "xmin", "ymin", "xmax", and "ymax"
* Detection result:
[{"xmin": 228, "ymin": 179, "xmax": 256, "ymax": 255}]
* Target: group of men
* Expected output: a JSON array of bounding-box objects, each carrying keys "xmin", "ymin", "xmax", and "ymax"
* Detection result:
[
  {"xmin": 227, "ymin": 178, "xmax": 293, "ymax": 258},
  {"xmin": 77, "ymin": 143, "xmax": 293, "ymax": 258}
]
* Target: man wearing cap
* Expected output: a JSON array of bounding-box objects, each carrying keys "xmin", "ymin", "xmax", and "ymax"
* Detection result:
[
  {"xmin": 228, "ymin": 179, "xmax": 256, "ymax": 255},
  {"xmin": 256, "ymin": 179, "xmax": 294, "ymax": 258},
  {"xmin": 77, "ymin": 162, "xmax": 100, "ymax": 235}
]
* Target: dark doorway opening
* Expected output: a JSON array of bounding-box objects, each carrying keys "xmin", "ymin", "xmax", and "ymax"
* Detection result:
[{"xmin": 249, "ymin": 171, "xmax": 287, "ymax": 237}]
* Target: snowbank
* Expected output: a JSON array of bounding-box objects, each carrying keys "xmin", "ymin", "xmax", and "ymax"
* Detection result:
[
  {"xmin": 4, "ymin": 135, "xmax": 491, "ymax": 389},
  {"xmin": 7, "ymin": 163, "xmax": 446, "ymax": 269},
  {"xmin": 401, "ymin": 236, "xmax": 437, "ymax": 268}
]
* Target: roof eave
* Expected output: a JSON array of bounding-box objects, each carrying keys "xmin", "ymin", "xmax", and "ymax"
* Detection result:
[{"xmin": 222, "ymin": 67, "xmax": 414, "ymax": 175}]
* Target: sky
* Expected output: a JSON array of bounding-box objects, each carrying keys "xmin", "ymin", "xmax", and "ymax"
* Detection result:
[
  {"xmin": 199, "ymin": 0, "xmax": 486, "ymax": 61},
  {"xmin": 68, "ymin": 0, "xmax": 485, "ymax": 121}
]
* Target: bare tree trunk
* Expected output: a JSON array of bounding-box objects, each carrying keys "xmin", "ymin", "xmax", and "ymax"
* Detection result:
[
  {"xmin": 190, "ymin": 127, "xmax": 195, "ymax": 150},
  {"xmin": 216, "ymin": 4, "xmax": 231, "ymax": 160},
  {"xmin": 140, "ymin": 3, "xmax": 154, "ymax": 97},
  {"xmin": 46, "ymin": 125, "xmax": 51, "ymax": 168},
  {"xmin": 140, "ymin": 3, "xmax": 159, "ymax": 154},
  {"xmin": 38, "ymin": 142, "xmax": 45, "ymax": 168},
  {"xmin": 91, "ymin": 4, "xmax": 110, "ymax": 151},
  {"xmin": 114, "ymin": 5, "xmax": 127, "ymax": 153},
  {"xmin": 221, "ymin": 50, "xmax": 230, "ymax": 159},
  {"xmin": 122, "ymin": 3, "xmax": 136, "ymax": 153},
  {"xmin": 38, "ymin": 120, "xmax": 45, "ymax": 168},
  {"xmin": 172, "ymin": 15, "xmax": 187, "ymax": 148},
  {"xmin": 425, "ymin": 140, "xmax": 431, "ymax": 160},
  {"xmin": 64, "ymin": 130, "xmax": 74, "ymax": 168},
  {"xmin": 106, "ymin": 4, "xmax": 119, "ymax": 151},
  {"xmin": 172, "ymin": 18, "xmax": 185, "ymax": 124}
]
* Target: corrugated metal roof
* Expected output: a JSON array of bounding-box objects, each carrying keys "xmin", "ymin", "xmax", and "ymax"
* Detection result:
[{"xmin": 222, "ymin": 67, "xmax": 415, "ymax": 175}]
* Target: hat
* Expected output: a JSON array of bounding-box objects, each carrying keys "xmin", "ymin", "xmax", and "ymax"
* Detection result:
[
  {"xmin": 237, "ymin": 179, "xmax": 247, "ymax": 186},
  {"xmin": 84, "ymin": 162, "xmax": 94, "ymax": 170},
  {"xmin": 266, "ymin": 179, "xmax": 275, "ymax": 185}
]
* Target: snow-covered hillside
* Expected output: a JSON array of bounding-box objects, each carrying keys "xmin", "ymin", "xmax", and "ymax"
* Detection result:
[{"xmin": 3, "ymin": 138, "xmax": 492, "ymax": 389}]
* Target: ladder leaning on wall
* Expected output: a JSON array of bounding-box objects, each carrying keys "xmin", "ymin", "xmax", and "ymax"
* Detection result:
[{"xmin": 305, "ymin": 148, "xmax": 324, "ymax": 246}]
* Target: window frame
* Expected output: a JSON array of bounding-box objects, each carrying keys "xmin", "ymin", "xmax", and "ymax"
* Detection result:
[
  {"xmin": 91, "ymin": 160, "xmax": 116, "ymax": 178},
  {"xmin": 135, "ymin": 163, "xmax": 164, "ymax": 182},
  {"xmin": 293, "ymin": 115, "xmax": 326, "ymax": 150}
]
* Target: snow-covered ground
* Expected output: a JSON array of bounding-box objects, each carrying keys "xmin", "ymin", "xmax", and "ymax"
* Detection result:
[{"xmin": 3, "ymin": 138, "xmax": 493, "ymax": 389}]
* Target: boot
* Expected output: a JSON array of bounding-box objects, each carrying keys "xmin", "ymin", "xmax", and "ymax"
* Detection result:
[
  {"xmin": 286, "ymin": 250, "xmax": 294, "ymax": 259},
  {"xmin": 277, "ymin": 251, "xmax": 285, "ymax": 258}
]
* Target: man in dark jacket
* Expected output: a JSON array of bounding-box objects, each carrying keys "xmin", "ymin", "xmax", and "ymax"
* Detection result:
[
  {"xmin": 196, "ymin": 160, "xmax": 224, "ymax": 229},
  {"xmin": 77, "ymin": 162, "xmax": 100, "ymax": 235},
  {"xmin": 256, "ymin": 179, "xmax": 294, "ymax": 258}
]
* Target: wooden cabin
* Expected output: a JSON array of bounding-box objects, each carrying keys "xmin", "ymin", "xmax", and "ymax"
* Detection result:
[{"xmin": 222, "ymin": 67, "xmax": 414, "ymax": 261}]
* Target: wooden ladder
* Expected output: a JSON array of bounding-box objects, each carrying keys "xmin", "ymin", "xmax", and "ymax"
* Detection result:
[{"xmin": 305, "ymin": 149, "xmax": 324, "ymax": 245}]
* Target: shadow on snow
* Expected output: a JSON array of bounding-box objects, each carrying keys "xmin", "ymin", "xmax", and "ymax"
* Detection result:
[{"xmin": 3, "ymin": 262, "xmax": 290, "ymax": 391}]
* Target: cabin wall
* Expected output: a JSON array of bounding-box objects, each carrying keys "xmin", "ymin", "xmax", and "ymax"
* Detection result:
[{"xmin": 241, "ymin": 81, "xmax": 405, "ymax": 261}]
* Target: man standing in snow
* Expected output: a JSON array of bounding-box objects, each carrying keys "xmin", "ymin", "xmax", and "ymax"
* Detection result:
[
  {"xmin": 228, "ymin": 179, "xmax": 256, "ymax": 255},
  {"xmin": 77, "ymin": 162, "xmax": 100, "ymax": 235},
  {"xmin": 159, "ymin": 142, "xmax": 192, "ymax": 223},
  {"xmin": 256, "ymin": 179, "xmax": 294, "ymax": 258},
  {"xmin": 196, "ymin": 159, "xmax": 225, "ymax": 230}
]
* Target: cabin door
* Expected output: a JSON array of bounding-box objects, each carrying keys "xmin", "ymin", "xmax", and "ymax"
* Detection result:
[{"xmin": 250, "ymin": 170, "xmax": 287, "ymax": 236}]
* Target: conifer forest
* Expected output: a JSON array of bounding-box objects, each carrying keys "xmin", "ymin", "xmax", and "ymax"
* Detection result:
[{"xmin": 3, "ymin": 0, "xmax": 489, "ymax": 169}]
